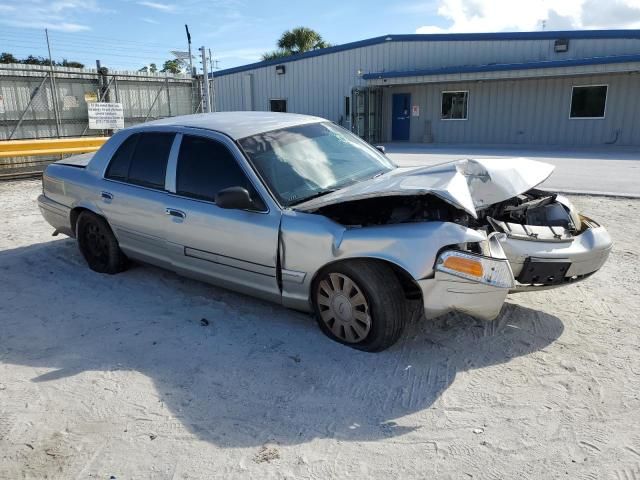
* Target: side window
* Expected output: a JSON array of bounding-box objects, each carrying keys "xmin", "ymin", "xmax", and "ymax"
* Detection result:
[
  {"xmin": 176, "ymin": 135, "xmax": 264, "ymax": 209},
  {"xmin": 127, "ymin": 133, "xmax": 174, "ymax": 189},
  {"xmin": 105, "ymin": 134, "xmax": 139, "ymax": 181},
  {"xmin": 105, "ymin": 132, "xmax": 174, "ymax": 190}
]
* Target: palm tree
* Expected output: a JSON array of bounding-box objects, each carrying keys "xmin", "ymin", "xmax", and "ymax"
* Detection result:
[
  {"xmin": 261, "ymin": 27, "xmax": 330, "ymax": 61},
  {"xmin": 261, "ymin": 49, "xmax": 290, "ymax": 61},
  {"xmin": 278, "ymin": 27, "xmax": 330, "ymax": 53}
]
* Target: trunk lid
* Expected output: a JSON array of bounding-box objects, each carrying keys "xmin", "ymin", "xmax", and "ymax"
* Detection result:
[
  {"xmin": 294, "ymin": 157, "xmax": 554, "ymax": 218},
  {"xmin": 54, "ymin": 151, "xmax": 95, "ymax": 168}
]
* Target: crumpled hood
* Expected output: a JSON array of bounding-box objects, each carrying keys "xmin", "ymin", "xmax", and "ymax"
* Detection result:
[{"xmin": 294, "ymin": 157, "xmax": 555, "ymax": 219}]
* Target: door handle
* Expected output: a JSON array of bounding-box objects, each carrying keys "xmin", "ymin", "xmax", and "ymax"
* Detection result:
[
  {"xmin": 165, "ymin": 208, "xmax": 186, "ymax": 219},
  {"xmin": 101, "ymin": 191, "xmax": 113, "ymax": 201}
]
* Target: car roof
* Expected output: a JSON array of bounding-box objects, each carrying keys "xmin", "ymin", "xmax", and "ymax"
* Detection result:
[{"xmin": 143, "ymin": 111, "xmax": 326, "ymax": 139}]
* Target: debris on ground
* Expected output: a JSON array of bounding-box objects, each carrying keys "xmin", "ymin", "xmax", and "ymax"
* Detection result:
[{"xmin": 254, "ymin": 445, "xmax": 280, "ymax": 464}]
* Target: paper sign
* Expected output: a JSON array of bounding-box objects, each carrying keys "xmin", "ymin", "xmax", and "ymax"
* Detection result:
[
  {"xmin": 88, "ymin": 102, "xmax": 124, "ymax": 129},
  {"xmin": 0, "ymin": 95, "xmax": 4, "ymax": 114},
  {"xmin": 63, "ymin": 95, "xmax": 79, "ymax": 110},
  {"xmin": 411, "ymin": 105, "xmax": 420, "ymax": 117}
]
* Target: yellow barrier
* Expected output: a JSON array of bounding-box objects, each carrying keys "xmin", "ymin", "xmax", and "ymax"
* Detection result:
[{"xmin": 0, "ymin": 137, "xmax": 109, "ymax": 159}]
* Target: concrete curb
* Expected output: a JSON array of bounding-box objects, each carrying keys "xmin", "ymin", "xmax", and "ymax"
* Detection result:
[{"xmin": 540, "ymin": 188, "xmax": 640, "ymax": 199}]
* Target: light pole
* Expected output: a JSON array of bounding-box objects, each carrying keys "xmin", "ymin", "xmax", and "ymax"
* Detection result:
[{"xmin": 199, "ymin": 46, "xmax": 211, "ymax": 113}]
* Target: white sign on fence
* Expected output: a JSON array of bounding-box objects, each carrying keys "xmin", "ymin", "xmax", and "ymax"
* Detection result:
[{"xmin": 88, "ymin": 102, "xmax": 124, "ymax": 129}]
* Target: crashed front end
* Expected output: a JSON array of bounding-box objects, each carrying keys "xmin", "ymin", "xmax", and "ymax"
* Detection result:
[
  {"xmin": 294, "ymin": 157, "xmax": 612, "ymax": 321},
  {"xmin": 420, "ymin": 233, "xmax": 514, "ymax": 321}
]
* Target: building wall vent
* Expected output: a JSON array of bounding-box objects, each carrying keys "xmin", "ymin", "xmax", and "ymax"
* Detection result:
[{"xmin": 275, "ymin": 65, "xmax": 286, "ymax": 75}]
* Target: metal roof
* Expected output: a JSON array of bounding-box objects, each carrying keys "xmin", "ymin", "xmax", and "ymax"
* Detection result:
[
  {"xmin": 212, "ymin": 29, "xmax": 640, "ymax": 78},
  {"xmin": 363, "ymin": 53, "xmax": 640, "ymax": 80},
  {"xmin": 143, "ymin": 111, "xmax": 324, "ymax": 139}
]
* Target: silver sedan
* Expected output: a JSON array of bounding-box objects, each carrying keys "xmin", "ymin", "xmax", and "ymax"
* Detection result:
[{"xmin": 38, "ymin": 112, "xmax": 612, "ymax": 351}]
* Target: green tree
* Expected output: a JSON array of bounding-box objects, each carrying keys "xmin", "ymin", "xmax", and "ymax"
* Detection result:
[
  {"xmin": 261, "ymin": 49, "xmax": 290, "ymax": 61},
  {"xmin": 0, "ymin": 52, "xmax": 18, "ymax": 64},
  {"xmin": 262, "ymin": 27, "xmax": 330, "ymax": 61},
  {"xmin": 0, "ymin": 52, "xmax": 84, "ymax": 67},
  {"xmin": 161, "ymin": 59, "xmax": 182, "ymax": 73},
  {"xmin": 61, "ymin": 59, "xmax": 85, "ymax": 68},
  {"xmin": 139, "ymin": 63, "xmax": 158, "ymax": 73},
  {"xmin": 278, "ymin": 27, "xmax": 330, "ymax": 53},
  {"xmin": 22, "ymin": 55, "xmax": 46, "ymax": 65}
]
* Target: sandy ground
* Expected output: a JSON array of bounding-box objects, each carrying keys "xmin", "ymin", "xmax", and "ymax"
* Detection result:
[{"xmin": 1, "ymin": 179, "xmax": 639, "ymax": 479}]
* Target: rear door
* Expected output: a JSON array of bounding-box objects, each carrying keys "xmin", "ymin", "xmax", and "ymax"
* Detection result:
[
  {"xmin": 163, "ymin": 131, "xmax": 281, "ymax": 303},
  {"xmin": 100, "ymin": 131, "xmax": 177, "ymax": 267}
]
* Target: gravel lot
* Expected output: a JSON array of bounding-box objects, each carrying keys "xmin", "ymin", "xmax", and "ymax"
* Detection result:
[{"xmin": 1, "ymin": 179, "xmax": 639, "ymax": 479}]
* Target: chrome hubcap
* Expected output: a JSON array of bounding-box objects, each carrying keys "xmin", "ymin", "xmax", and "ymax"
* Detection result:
[{"xmin": 317, "ymin": 273, "xmax": 371, "ymax": 343}]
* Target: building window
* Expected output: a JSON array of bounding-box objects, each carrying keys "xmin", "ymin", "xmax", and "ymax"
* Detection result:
[
  {"xmin": 344, "ymin": 96, "xmax": 350, "ymax": 116},
  {"xmin": 270, "ymin": 99, "xmax": 287, "ymax": 113},
  {"xmin": 441, "ymin": 91, "xmax": 468, "ymax": 120},
  {"xmin": 570, "ymin": 85, "xmax": 607, "ymax": 119}
]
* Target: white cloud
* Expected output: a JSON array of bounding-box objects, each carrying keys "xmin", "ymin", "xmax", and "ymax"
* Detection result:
[
  {"xmin": 138, "ymin": 1, "xmax": 175, "ymax": 12},
  {"xmin": 0, "ymin": 0, "xmax": 101, "ymax": 31},
  {"xmin": 142, "ymin": 17, "xmax": 159, "ymax": 24},
  {"xmin": 416, "ymin": 0, "xmax": 640, "ymax": 33}
]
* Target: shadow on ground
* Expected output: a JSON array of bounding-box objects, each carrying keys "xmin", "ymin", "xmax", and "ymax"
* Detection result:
[{"xmin": 0, "ymin": 238, "xmax": 564, "ymax": 447}]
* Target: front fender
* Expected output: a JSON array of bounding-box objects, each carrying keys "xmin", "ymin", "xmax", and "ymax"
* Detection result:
[{"xmin": 279, "ymin": 210, "xmax": 485, "ymax": 311}]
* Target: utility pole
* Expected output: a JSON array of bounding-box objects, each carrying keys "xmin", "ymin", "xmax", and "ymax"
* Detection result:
[
  {"xmin": 45, "ymin": 28, "xmax": 61, "ymax": 138},
  {"xmin": 208, "ymin": 48, "xmax": 215, "ymax": 112},
  {"xmin": 96, "ymin": 60, "xmax": 110, "ymax": 102},
  {"xmin": 185, "ymin": 25, "xmax": 193, "ymax": 76},
  {"xmin": 199, "ymin": 46, "xmax": 211, "ymax": 113}
]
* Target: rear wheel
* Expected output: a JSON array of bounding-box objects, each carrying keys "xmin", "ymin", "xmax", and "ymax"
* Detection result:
[
  {"xmin": 312, "ymin": 260, "xmax": 408, "ymax": 352},
  {"xmin": 76, "ymin": 211, "xmax": 128, "ymax": 274}
]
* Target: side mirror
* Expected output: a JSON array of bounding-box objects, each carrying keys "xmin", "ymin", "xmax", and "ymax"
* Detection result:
[
  {"xmin": 375, "ymin": 145, "xmax": 386, "ymax": 154},
  {"xmin": 215, "ymin": 186, "xmax": 255, "ymax": 210}
]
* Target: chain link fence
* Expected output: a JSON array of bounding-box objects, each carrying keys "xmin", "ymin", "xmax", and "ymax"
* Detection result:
[{"xmin": 0, "ymin": 63, "xmax": 211, "ymax": 177}]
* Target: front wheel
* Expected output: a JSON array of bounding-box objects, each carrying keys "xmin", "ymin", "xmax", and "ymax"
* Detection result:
[
  {"xmin": 76, "ymin": 211, "xmax": 128, "ymax": 274},
  {"xmin": 312, "ymin": 260, "xmax": 409, "ymax": 352}
]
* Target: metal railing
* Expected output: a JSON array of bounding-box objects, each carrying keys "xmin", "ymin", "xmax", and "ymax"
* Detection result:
[{"xmin": 0, "ymin": 137, "xmax": 108, "ymax": 158}]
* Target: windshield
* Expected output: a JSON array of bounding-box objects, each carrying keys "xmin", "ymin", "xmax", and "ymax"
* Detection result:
[{"xmin": 238, "ymin": 122, "xmax": 395, "ymax": 206}]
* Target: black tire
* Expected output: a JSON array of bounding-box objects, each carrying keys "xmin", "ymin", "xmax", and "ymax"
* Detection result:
[
  {"xmin": 76, "ymin": 211, "xmax": 128, "ymax": 274},
  {"xmin": 312, "ymin": 260, "xmax": 408, "ymax": 352}
]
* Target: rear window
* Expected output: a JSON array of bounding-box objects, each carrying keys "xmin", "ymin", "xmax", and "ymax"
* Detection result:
[
  {"xmin": 105, "ymin": 134, "xmax": 138, "ymax": 181},
  {"xmin": 105, "ymin": 132, "xmax": 175, "ymax": 189}
]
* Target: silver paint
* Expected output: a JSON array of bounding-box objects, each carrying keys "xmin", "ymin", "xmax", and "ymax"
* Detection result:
[{"xmin": 38, "ymin": 112, "xmax": 613, "ymax": 323}]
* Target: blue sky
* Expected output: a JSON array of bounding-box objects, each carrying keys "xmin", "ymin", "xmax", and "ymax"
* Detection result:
[{"xmin": 1, "ymin": 0, "xmax": 639, "ymax": 72}]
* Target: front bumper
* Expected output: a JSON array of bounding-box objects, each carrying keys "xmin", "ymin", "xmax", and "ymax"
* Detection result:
[
  {"xmin": 418, "ymin": 217, "xmax": 612, "ymax": 320},
  {"xmin": 419, "ymin": 272, "xmax": 510, "ymax": 321},
  {"xmin": 499, "ymin": 216, "xmax": 612, "ymax": 292},
  {"xmin": 419, "ymin": 233, "xmax": 513, "ymax": 321}
]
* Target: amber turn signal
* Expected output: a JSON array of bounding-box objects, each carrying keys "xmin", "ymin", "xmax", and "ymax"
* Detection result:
[{"xmin": 442, "ymin": 255, "xmax": 484, "ymax": 277}]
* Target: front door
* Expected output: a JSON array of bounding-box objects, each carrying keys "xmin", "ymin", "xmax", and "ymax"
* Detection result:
[
  {"xmin": 392, "ymin": 93, "xmax": 411, "ymax": 141},
  {"xmin": 163, "ymin": 132, "xmax": 281, "ymax": 303}
]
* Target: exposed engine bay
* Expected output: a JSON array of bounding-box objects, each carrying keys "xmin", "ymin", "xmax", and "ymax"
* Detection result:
[
  {"xmin": 312, "ymin": 189, "xmax": 598, "ymax": 287},
  {"xmin": 313, "ymin": 189, "xmax": 582, "ymax": 237}
]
